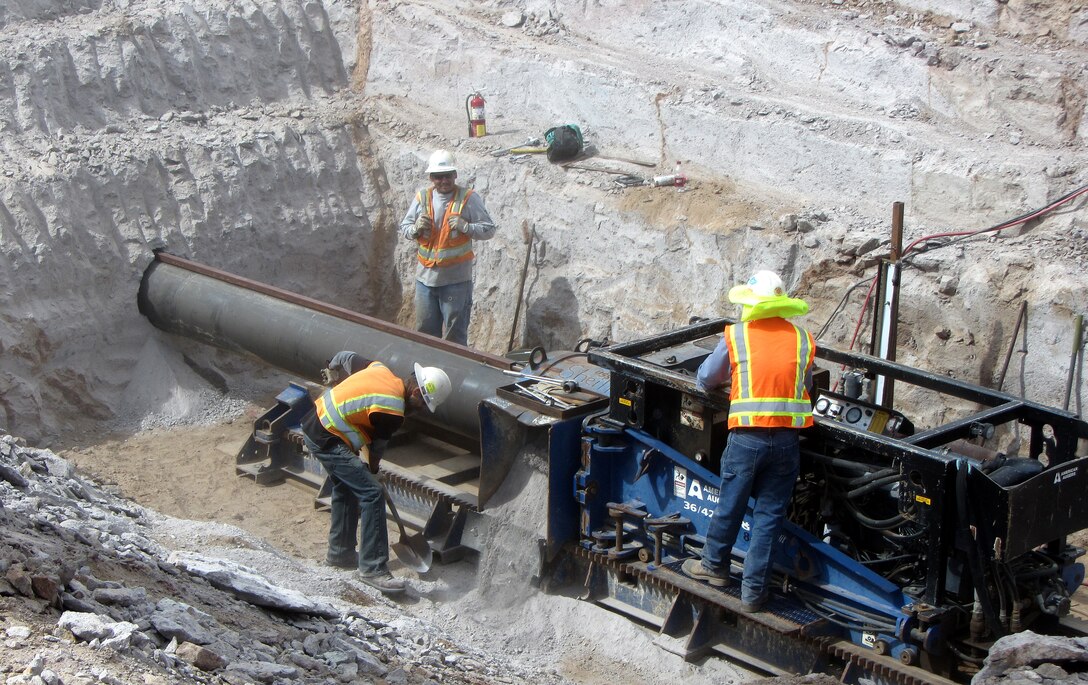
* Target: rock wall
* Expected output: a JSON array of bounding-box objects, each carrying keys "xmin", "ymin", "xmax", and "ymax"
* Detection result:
[
  {"xmin": 1, "ymin": 0, "xmax": 1086, "ymax": 445},
  {"xmin": 368, "ymin": 0, "xmax": 1088, "ymax": 426},
  {"xmin": 0, "ymin": 0, "xmax": 392, "ymax": 444}
]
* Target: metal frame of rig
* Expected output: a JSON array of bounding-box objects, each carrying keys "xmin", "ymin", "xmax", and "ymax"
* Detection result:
[{"xmin": 140, "ymin": 253, "xmax": 1088, "ymax": 684}]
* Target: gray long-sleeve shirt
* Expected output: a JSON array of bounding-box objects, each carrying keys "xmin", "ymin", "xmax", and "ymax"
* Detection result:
[{"xmin": 399, "ymin": 186, "xmax": 496, "ymax": 287}]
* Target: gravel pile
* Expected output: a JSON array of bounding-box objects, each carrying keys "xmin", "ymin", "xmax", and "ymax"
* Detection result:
[{"xmin": 0, "ymin": 431, "xmax": 556, "ymax": 685}]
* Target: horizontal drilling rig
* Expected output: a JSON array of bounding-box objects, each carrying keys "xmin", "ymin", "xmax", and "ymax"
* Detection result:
[{"xmin": 140, "ymin": 253, "xmax": 1088, "ymax": 683}]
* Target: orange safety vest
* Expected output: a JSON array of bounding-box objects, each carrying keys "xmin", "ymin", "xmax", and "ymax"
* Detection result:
[
  {"xmin": 416, "ymin": 186, "xmax": 475, "ymax": 268},
  {"xmin": 315, "ymin": 362, "xmax": 405, "ymax": 451},
  {"xmin": 724, "ymin": 318, "xmax": 815, "ymax": 430}
]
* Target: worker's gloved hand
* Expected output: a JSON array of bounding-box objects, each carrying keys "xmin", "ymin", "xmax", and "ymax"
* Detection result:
[
  {"xmin": 413, "ymin": 214, "xmax": 432, "ymax": 239},
  {"xmin": 448, "ymin": 215, "xmax": 469, "ymax": 235},
  {"xmin": 367, "ymin": 440, "xmax": 387, "ymax": 474},
  {"xmin": 320, "ymin": 367, "xmax": 339, "ymax": 385}
]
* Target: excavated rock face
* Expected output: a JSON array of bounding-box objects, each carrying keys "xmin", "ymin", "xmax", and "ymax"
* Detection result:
[
  {"xmin": 0, "ymin": 0, "xmax": 1086, "ymax": 446},
  {"xmin": 0, "ymin": 0, "xmax": 393, "ymax": 444}
]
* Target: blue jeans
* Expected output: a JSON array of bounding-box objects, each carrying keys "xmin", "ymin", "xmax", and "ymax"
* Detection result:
[
  {"xmin": 415, "ymin": 280, "xmax": 473, "ymax": 346},
  {"xmin": 303, "ymin": 436, "xmax": 388, "ymax": 575},
  {"xmin": 701, "ymin": 429, "xmax": 800, "ymax": 604}
]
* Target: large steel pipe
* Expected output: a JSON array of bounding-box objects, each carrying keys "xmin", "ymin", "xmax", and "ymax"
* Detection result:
[{"xmin": 138, "ymin": 252, "xmax": 514, "ymax": 442}]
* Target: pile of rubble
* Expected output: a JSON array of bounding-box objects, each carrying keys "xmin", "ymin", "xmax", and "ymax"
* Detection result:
[
  {"xmin": 975, "ymin": 631, "xmax": 1088, "ymax": 684},
  {"xmin": 0, "ymin": 432, "xmax": 553, "ymax": 685}
]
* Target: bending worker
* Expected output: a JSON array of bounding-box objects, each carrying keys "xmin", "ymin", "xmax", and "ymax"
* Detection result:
[
  {"xmin": 300, "ymin": 351, "xmax": 452, "ymax": 595},
  {"xmin": 400, "ymin": 149, "xmax": 496, "ymax": 346},
  {"xmin": 681, "ymin": 271, "xmax": 815, "ymax": 613}
]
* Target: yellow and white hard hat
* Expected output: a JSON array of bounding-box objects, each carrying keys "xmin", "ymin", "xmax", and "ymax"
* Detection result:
[
  {"xmin": 728, "ymin": 270, "xmax": 809, "ymax": 321},
  {"xmin": 728, "ymin": 270, "xmax": 787, "ymax": 305},
  {"xmin": 426, "ymin": 149, "xmax": 457, "ymax": 175},
  {"xmin": 414, "ymin": 363, "xmax": 452, "ymax": 412}
]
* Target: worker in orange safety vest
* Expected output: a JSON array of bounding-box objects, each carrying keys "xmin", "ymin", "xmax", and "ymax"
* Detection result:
[
  {"xmin": 400, "ymin": 149, "xmax": 496, "ymax": 346},
  {"xmin": 300, "ymin": 351, "xmax": 452, "ymax": 595},
  {"xmin": 681, "ymin": 271, "xmax": 816, "ymax": 613}
]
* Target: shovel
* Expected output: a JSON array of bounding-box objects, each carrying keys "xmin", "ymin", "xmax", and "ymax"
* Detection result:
[{"xmin": 382, "ymin": 485, "xmax": 432, "ymax": 573}]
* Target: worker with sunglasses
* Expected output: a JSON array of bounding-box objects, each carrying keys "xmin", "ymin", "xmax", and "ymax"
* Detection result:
[{"xmin": 399, "ymin": 149, "xmax": 497, "ymax": 347}]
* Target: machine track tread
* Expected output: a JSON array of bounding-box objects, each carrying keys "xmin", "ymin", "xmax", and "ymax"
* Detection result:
[
  {"xmin": 825, "ymin": 640, "xmax": 956, "ymax": 685},
  {"xmin": 574, "ymin": 546, "xmax": 958, "ymax": 685},
  {"xmin": 380, "ymin": 464, "xmax": 480, "ymax": 513}
]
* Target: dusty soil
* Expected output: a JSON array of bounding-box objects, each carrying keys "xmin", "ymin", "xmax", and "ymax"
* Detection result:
[{"xmin": 61, "ymin": 408, "xmax": 330, "ymax": 567}]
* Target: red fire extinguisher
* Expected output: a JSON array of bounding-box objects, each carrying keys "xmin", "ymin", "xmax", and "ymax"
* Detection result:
[{"xmin": 466, "ymin": 91, "xmax": 486, "ymax": 138}]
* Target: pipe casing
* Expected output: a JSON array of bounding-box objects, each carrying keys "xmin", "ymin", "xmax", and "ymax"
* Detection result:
[{"xmin": 138, "ymin": 258, "xmax": 510, "ymax": 441}]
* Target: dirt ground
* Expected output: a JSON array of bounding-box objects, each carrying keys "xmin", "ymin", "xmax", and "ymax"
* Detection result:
[{"xmin": 59, "ymin": 406, "xmax": 333, "ymax": 570}]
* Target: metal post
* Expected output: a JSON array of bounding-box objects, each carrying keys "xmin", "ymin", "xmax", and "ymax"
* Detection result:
[
  {"xmin": 995, "ymin": 302, "xmax": 1027, "ymax": 393},
  {"xmin": 1064, "ymin": 314, "xmax": 1084, "ymax": 412},
  {"xmin": 507, "ymin": 221, "xmax": 535, "ymax": 352},
  {"xmin": 874, "ymin": 203, "xmax": 904, "ymax": 408}
]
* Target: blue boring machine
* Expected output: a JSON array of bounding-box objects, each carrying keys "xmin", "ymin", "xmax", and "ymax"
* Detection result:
[{"xmin": 140, "ymin": 253, "xmax": 1088, "ymax": 684}]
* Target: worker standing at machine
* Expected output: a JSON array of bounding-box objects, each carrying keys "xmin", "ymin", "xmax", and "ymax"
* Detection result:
[
  {"xmin": 399, "ymin": 149, "xmax": 497, "ymax": 347},
  {"xmin": 681, "ymin": 271, "xmax": 815, "ymax": 613},
  {"xmin": 300, "ymin": 351, "xmax": 452, "ymax": 594}
]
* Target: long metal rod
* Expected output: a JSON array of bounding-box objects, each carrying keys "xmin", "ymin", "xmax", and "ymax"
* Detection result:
[
  {"xmin": 995, "ymin": 301, "xmax": 1028, "ymax": 393},
  {"xmin": 873, "ymin": 202, "xmax": 904, "ymax": 408},
  {"xmin": 138, "ymin": 252, "xmax": 513, "ymax": 441},
  {"xmin": 507, "ymin": 222, "xmax": 535, "ymax": 353}
]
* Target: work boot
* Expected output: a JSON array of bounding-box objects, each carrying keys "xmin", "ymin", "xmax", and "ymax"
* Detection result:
[
  {"xmin": 354, "ymin": 570, "xmax": 406, "ymax": 595},
  {"xmin": 740, "ymin": 596, "xmax": 768, "ymax": 613},
  {"xmin": 324, "ymin": 553, "xmax": 356, "ymax": 569},
  {"xmin": 681, "ymin": 558, "xmax": 730, "ymax": 587}
]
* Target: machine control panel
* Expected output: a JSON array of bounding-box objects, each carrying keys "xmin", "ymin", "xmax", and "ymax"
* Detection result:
[{"xmin": 813, "ymin": 390, "xmax": 911, "ymax": 437}]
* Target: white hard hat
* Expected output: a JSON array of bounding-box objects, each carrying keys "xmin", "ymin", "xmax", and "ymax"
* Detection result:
[
  {"xmin": 426, "ymin": 149, "xmax": 457, "ymax": 175},
  {"xmin": 414, "ymin": 363, "xmax": 452, "ymax": 412}
]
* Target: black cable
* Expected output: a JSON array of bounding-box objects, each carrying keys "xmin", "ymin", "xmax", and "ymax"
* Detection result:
[
  {"xmin": 947, "ymin": 642, "xmax": 986, "ymax": 666},
  {"xmin": 816, "ymin": 276, "xmax": 877, "ymax": 340},
  {"xmin": 846, "ymin": 473, "xmax": 903, "ymax": 499},
  {"xmin": 806, "ymin": 451, "xmax": 885, "ymax": 475},
  {"xmin": 822, "ymin": 467, "xmax": 897, "ymax": 486},
  {"xmin": 879, "ymin": 526, "xmax": 926, "ymax": 542},
  {"xmin": 842, "ymin": 499, "xmax": 907, "ymax": 530},
  {"xmin": 847, "ymin": 468, "xmax": 897, "ymax": 487}
]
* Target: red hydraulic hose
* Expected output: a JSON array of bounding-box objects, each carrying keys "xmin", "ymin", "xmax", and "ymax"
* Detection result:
[
  {"xmin": 902, "ymin": 183, "xmax": 1088, "ymax": 258},
  {"xmin": 832, "ymin": 180, "xmax": 1088, "ymax": 388}
]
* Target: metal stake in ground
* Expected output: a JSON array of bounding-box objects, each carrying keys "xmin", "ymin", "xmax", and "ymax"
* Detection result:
[{"xmin": 507, "ymin": 220, "xmax": 535, "ymax": 352}]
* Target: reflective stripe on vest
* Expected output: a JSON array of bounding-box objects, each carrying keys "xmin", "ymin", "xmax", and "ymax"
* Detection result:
[
  {"xmin": 316, "ymin": 362, "xmax": 405, "ymax": 451},
  {"xmin": 417, "ymin": 186, "xmax": 475, "ymax": 268},
  {"xmin": 726, "ymin": 319, "xmax": 815, "ymax": 430}
]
